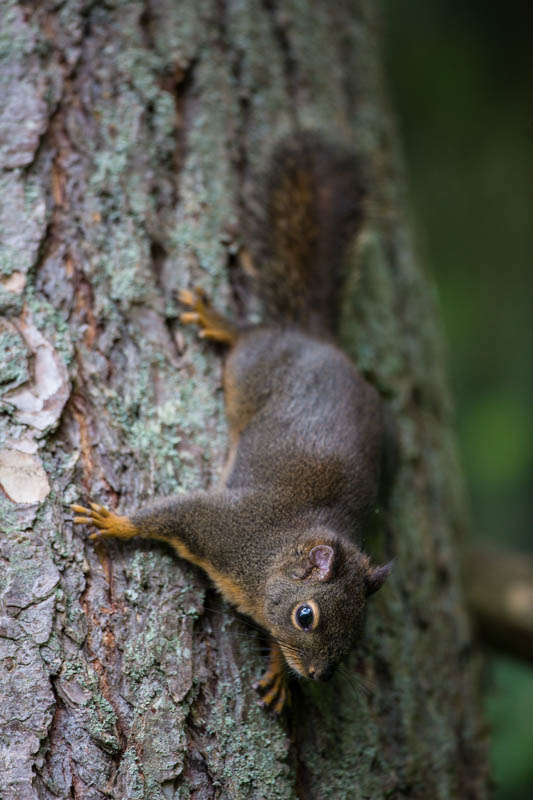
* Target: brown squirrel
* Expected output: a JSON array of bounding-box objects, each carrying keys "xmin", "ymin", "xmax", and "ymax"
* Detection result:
[{"xmin": 73, "ymin": 134, "xmax": 394, "ymax": 714}]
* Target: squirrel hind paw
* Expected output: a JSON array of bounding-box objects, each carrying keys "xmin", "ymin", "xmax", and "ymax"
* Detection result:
[{"xmin": 178, "ymin": 287, "xmax": 238, "ymax": 346}]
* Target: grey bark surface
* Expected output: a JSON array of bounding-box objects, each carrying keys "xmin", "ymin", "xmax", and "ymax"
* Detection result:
[{"xmin": 0, "ymin": 1, "xmax": 489, "ymax": 798}]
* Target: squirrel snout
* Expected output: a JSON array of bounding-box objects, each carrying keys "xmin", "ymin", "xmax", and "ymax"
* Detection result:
[{"xmin": 308, "ymin": 663, "xmax": 335, "ymax": 682}]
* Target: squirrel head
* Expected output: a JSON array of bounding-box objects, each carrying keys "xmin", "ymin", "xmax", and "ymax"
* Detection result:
[{"xmin": 263, "ymin": 528, "xmax": 391, "ymax": 681}]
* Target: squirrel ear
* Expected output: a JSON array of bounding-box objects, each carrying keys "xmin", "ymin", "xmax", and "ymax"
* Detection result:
[
  {"xmin": 308, "ymin": 544, "xmax": 335, "ymax": 582},
  {"xmin": 366, "ymin": 560, "xmax": 393, "ymax": 596}
]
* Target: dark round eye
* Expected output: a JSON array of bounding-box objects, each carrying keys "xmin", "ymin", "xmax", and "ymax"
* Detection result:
[
  {"xmin": 291, "ymin": 599, "xmax": 319, "ymax": 631},
  {"xmin": 296, "ymin": 604, "xmax": 314, "ymax": 630}
]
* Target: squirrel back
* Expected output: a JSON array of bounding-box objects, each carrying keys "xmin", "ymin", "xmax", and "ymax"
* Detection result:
[{"xmin": 248, "ymin": 133, "xmax": 366, "ymax": 335}]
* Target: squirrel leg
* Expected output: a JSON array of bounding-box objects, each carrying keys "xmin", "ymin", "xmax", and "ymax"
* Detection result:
[
  {"xmin": 72, "ymin": 491, "xmax": 266, "ymax": 623},
  {"xmin": 72, "ymin": 495, "xmax": 216, "ymax": 553},
  {"xmin": 254, "ymin": 641, "xmax": 289, "ymax": 714},
  {"xmin": 179, "ymin": 287, "xmax": 239, "ymax": 345}
]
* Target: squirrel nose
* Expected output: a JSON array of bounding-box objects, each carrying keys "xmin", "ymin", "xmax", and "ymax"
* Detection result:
[{"xmin": 308, "ymin": 664, "xmax": 335, "ymax": 681}]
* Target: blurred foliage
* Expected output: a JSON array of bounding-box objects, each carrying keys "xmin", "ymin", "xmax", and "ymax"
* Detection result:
[
  {"xmin": 486, "ymin": 659, "xmax": 533, "ymax": 799},
  {"xmin": 383, "ymin": 1, "xmax": 533, "ymax": 797}
]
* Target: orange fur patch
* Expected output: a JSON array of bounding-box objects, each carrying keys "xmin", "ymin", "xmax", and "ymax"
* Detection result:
[{"xmin": 171, "ymin": 540, "xmax": 265, "ymax": 626}]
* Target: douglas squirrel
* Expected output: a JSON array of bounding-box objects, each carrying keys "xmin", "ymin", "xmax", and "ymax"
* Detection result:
[{"xmin": 73, "ymin": 134, "xmax": 394, "ymax": 714}]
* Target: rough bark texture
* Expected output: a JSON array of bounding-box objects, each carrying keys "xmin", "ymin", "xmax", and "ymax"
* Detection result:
[{"xmin": 0, "ymin": 1, "xmax": 489, "ymax": 798}]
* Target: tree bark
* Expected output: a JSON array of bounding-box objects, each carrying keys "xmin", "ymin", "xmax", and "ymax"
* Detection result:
[{"xmin": 0, "ymin": 1, "xmax": 489, "ymax": 798}]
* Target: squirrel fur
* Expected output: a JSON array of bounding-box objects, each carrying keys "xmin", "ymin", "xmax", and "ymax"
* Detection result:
[{"xmin": 73, "ymin": 134, "xmax": 394, "ymax": 713}]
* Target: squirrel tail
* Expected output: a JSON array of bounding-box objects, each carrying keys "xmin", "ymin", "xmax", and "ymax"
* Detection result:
[{"xmin": 249, "ymin": 133, "xmax": 366, "ymax": 335}]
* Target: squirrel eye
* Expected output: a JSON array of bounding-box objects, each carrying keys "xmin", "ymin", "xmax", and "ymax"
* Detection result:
[
  {"xmin": 292, "ymin": 600, "xmax": 319, "ymax": 631},
  {"xmin": 296, "ymin": 605, "xmax": 314, "ymax": 628}
]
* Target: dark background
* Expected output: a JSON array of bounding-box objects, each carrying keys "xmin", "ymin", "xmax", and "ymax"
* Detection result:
[{"xmin": 384, "ymin": 1, "xmax": 533, "ymax": 797}]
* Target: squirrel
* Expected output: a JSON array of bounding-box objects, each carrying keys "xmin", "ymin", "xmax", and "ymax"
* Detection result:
[{"xmin": 73, "ymin": 133, "xmax": 394, "ymax": 714}]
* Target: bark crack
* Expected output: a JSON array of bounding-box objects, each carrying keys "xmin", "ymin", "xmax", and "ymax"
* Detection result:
[{"xmin": 261, "ymin": 0, "xmax": 299, "ymax": 117}]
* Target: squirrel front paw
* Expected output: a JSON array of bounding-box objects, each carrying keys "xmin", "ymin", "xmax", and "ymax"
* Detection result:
[
  {"xmin": 72, "ymin": 503, "xmax": 137, "ymax": 541},
  {"xmin": 254, "ymin": 642, "xmax": 289, "ymax": 715}
]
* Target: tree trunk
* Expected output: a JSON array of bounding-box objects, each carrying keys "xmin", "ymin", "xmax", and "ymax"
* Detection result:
[{"xmin": 0, "ymin": 1, "xmax": 489, "ymax": 798}]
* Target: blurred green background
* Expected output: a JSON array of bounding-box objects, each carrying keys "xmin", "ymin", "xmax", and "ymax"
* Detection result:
[{"xmin": 383, "ymin": 1, "xmax": 533, "ymax": 797}]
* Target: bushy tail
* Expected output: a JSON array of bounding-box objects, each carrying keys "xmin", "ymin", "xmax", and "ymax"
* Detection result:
[{"xmin": 249, "ymin": 133, "xmax": 366, "ymax": 335}]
